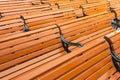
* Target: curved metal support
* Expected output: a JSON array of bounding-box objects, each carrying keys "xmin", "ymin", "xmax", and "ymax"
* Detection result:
[
  {"xmin": 56, "ymin": 24, "xmax": 83, "ymax": 53},
  {"xmin": 55, "ymin": 3, "xmax": 60, "ymax": 9},
  {"xmin": 104, "ymin": 36, "xmax": 120, "ymax": 72},
  {"xmin": 109, "ymin": 6, "xmax": 120, "ymax": 30},
  {"xmin": 20, "ymin": 16, "xmax": 30, "ymax": 32},
  {"xmin": 110, "ymin": 6, "xmax": 117, "ymax": 18}
]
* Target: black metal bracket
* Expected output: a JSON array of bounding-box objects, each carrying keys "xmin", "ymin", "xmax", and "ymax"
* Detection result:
[
  {"xmin": 0, "ymin": 12, "xmax": 3, "ymax": 18},
  {"xmin": 110, "ymin": 7, "xmax": 117, "ymax": 18},
  {"xmin": 40, "ymin": 0, "xmax": 51, "ymax": 6},
  {"xmin": 104, "ymin": 36, "xmax": 120, "ymax": 72},
  {"xmin": 55, "ymin": 3, "xmax": 60, "ymax": 9},
  {"xmin": 109, "ymin": 6, "xmax": 120, "ymax": 30},
  {"xmin": 56, "ymin": 24, "xmax": 83, "ymax": 53},
  {"xmin": 20, "ymin": 16, "xmax": 30, "ymax": 32},
  {"xmin": 76, "ymin": 5, "xmax": 88, "ymax": 18}
]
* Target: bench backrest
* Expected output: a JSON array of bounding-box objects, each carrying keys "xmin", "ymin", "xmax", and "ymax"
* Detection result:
[
  {"xmin": 0, "ymin": 15, "xmax": 24, "ymax": 37},
  {"xmin": 0, "ymin": 25, "xmax": 61, "ymax": 72}
]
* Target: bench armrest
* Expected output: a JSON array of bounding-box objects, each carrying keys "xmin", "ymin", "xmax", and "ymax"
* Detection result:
[
  {"xmin": 110, "ymin": 6, "xmax": 120, "ymax": 30},
  {"xmin": 56, "ymin": 24, "xmax": 83, "ymax": 53},
  {"xmin": 60, "ymin": 35, "xmax": 83, "ymax": 53},
  {"xmin": 20, "ymin": 16, "xmax": 30, "ymax": 32},
  {"xmin": 104, "ymin": 36, "xmax": 120, "ymax": 72}
]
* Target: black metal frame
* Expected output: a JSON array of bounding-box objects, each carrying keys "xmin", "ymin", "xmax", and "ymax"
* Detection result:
[
  {"xmin": 110, "ymin": 6, "xmax": 120, "ymax": 30},
  {"xmin": 55, "ymin": 3, "xmax": 60, "ymax": 9},
  {"xmin": 56, "ymin": 24, "xmax": 83, "ymax": 53},
  {"xmin": 0, "ymin": 12, "xmax": 3, "ymax": 18},
  {"xmin": 20, "ymin": 16, "xmax": 30, "ymax": 32},
  {"xmin": 104, "ymin": 36, "xmax": 120, "ymax": 72}
]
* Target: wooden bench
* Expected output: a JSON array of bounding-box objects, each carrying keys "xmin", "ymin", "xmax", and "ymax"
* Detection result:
[
  {"xmin": 1, "ymin": 9, "xmax": 82, "ymax": 71},
  {"xmin": 55, "ymin": 11, "xmax": 113, "ymax": 52},
  {"xmin": 32, "ymin": 28, "xmax": 115, "ymax": 80},
  {"xmin": 4, "ymin": 36, "xmax": 111, "ymax": 80},
  {"xmin": 55, "ymin": 1, "xmax": 85, "ymax": 17},
  {"xmin": 0, "ymin": 25, "xmax": 62, "ymax": 72},
  {"xmin": 82, "ymin": 1, "xmax": 109, "ymax": 15},
  {"xmin": 1, "ymin": 0, "xmax": 120, "ymax": 80},
  {"xmin": 55, "ymin": 1, "xmax": 110, "ymax": 17},
  {"xmin": 6, "ymin": 19, "xmax": 119, "ymax": 80},
  {"xmin": 0, "ymin": 26, "xmax": 114, "ymax": 80},
  {"xmin": 0, "ymin": 8, "xmax": 76, "ymax": 38},
  {"xmin": 0, "ymin": 4, "xmax": 52, "ymax": 18},
  {"xmin": 0, "ymin": 11, "xmax": 115, "ymax": 80}
]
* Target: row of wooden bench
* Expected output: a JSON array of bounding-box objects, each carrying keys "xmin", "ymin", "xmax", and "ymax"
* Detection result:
[
  {"xmin": 41, "ymin": 0, "xmax": 107, "ymax": 4},
  {"xmin": 0, "ymin": 1, "xmax": 115, "ymax": 39},
  {"xmin": 1, "ymin": 0, "xmax": 120, "ymax": 80},
  {"xmin": 1, "ymin": 0, "xmax": 104, "ymax": 5},
  {"xmin": 0, "ymin": 0, "xmax": 115, "ymax": 41},
  {"xmin": 1, "ymin": 9, "xmax": 120, "ymax": 80},
  {"xmin": 0, "ymin": 0, "xmax": 119, "ymax": 9},
  {"xmin": 0, "ymin": 9, "xmax": 76, "ymax": 38},
  {"xmin": 0, "ymin": 0, "xmax": 110, "ymax": 18}
]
